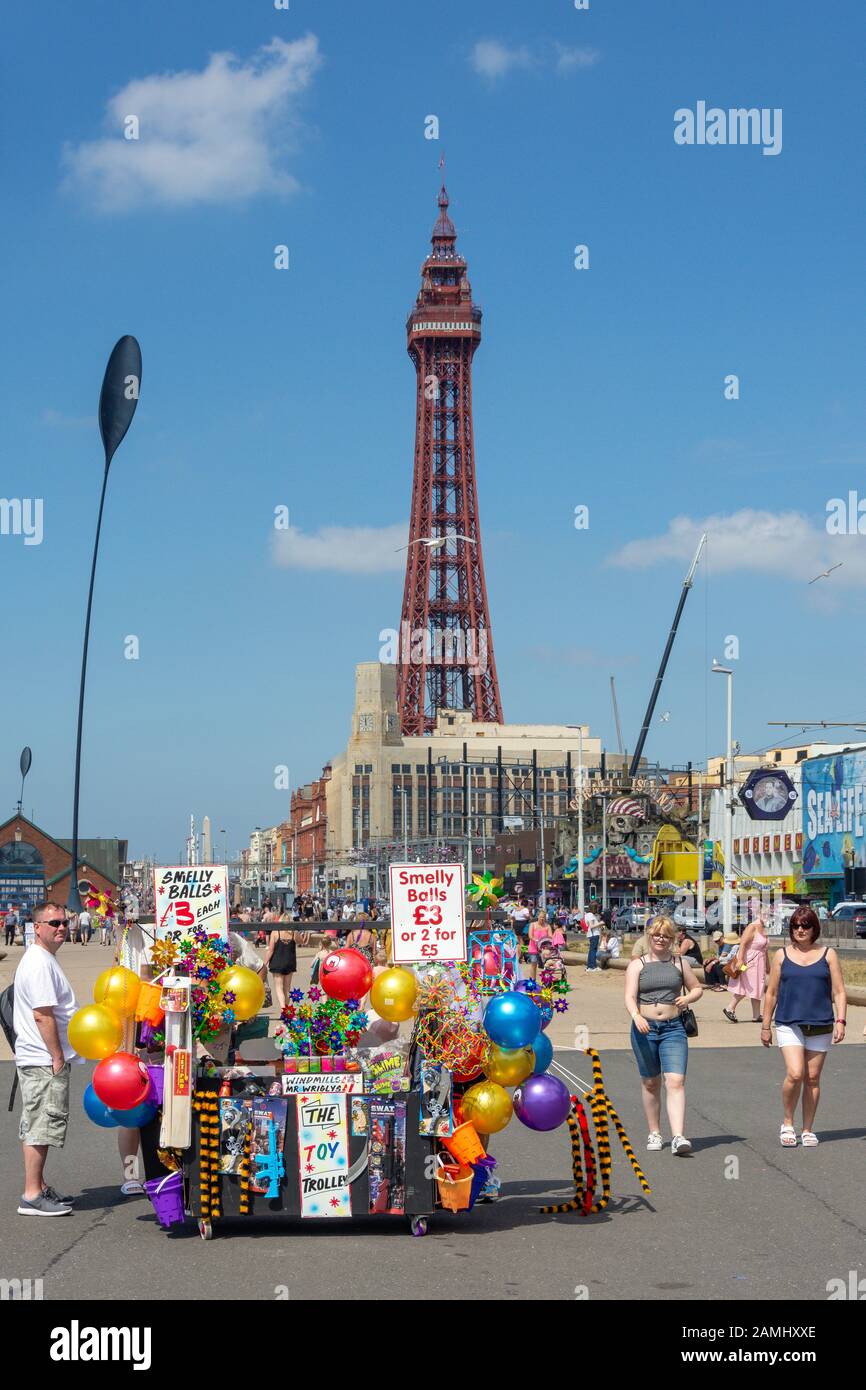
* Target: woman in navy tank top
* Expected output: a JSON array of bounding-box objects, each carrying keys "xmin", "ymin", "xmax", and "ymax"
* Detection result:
[{"xmin": 761, "ymin": 906, "xmax": 847, "ymax": 1147}]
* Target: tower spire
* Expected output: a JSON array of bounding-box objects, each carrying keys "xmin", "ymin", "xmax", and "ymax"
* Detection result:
[
  {"xmin": 432, "ymin": 183, "xmax": 457, "ymax": 250},
  {"xmin": 397, "ymin": 186, "xmax": 503, "ymax": 735}
]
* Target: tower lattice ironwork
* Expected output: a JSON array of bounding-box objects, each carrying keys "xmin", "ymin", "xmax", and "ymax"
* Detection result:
[{"xmin": 397, "ymin": 185, "xmax": 503, "ymax": 735}]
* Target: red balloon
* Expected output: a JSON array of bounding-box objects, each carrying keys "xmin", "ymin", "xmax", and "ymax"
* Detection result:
[
  {"xmin": 452, "ymin": 1035, "xmax": 488, "ymax": 1084},
  {"xmin": 92, "ymin": 1051, "xmax": 150, "ymax": 1111},
  {"xmin": 319, "ymin": 948, "xmax": 373, "ymax": 1002}
]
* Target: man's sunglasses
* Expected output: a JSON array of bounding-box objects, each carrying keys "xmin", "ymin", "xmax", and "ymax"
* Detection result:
[{"xmin": 42, "ymin": 918, "xmax": 68, "ymax": 928}]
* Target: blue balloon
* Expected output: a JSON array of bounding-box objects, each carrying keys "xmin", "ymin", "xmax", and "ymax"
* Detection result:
[
  {"xmin": 531, "ymin": 1031, "xmax": 553, "ymax": 1074},
  {"xmin": 112, "ymin": 1098, "xmax": 158, "ymax": 1129},
  {"xmin": 83, "ymin": 1082, "xmax": 119, "ymax": 1128},
  {"xmin": 484, "ymin": 991, "xmax": 539, "ymax": 1049}
]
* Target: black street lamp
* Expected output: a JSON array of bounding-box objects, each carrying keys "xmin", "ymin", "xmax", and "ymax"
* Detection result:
[
  {"xmin": 17, "ymin": 747, "xmax": 32, "ymax": 816},
  {"xmin": 67, "ymin": 336, "xmax": 142, "ymax": 912}
]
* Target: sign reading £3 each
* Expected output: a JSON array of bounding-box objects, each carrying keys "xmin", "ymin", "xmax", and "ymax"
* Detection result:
[
  {"xmin": 388, "ymin": 863, "xmax": 466, "ymax": 964},
  {"xmin": 153, "ymin": 865, "xmax": 230, "ymax": 945}
]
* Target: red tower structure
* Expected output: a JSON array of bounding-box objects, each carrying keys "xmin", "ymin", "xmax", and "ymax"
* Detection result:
[{"xmin": 397, "ymin": 185, "xmax": 503, "ymax": 735}]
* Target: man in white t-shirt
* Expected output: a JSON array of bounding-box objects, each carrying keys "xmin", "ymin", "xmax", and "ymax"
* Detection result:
[
  {"xmin": 13, "ymin": 901, "xmax": 78, "ymax": 1216},
  {"xmin": 584, "ymin": 909, "xmax": 602, "ymax": 971}
]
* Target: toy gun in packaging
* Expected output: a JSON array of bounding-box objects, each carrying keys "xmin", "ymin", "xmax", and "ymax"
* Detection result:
[{"xmin": 254, "ymin": 1117, "xmax": 285, "ymax": 1198}]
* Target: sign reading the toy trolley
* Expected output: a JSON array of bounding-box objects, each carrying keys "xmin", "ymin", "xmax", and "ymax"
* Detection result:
[
  {"xmin": 388, "ymin": 863, "xmax": 467, "ymax": 964},
  {"xmin": 153, "ymin": 866, "xmax": 229, "ymax": 946},
  {"xmin": 296, "ymin": 1094, "xmax": 351, "ymax": 1218}
]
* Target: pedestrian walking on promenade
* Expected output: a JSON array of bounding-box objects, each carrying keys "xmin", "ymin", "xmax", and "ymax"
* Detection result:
[
  {"xmin": 264, "ymin": 923, "xmax": 308, "ymax": 1012},
  {"xmin": 584, "ymin": 909, "xmax": 602, "ymax": 971},
  {"xmin": 723, "ymin": 900, "xmax": 769, "ymax": 1023},
  {"xmin": 77, "ymin": 908, "xmax": 92, "ymax": 945},
  {"xmin": 4, "ymin": 908, "xmax": 18, "ymax": 946},
  {"xmin": 761, "ymin": 906, "xmax": 847, "ymax": 1147},
  {"xmin": 624, "ymin": 915, "xmax": 703, "ymax": 1156},
  {"xmin": 526, "ymin": 910, "xmax": 549, "ymax": 981},
  {"xmin": 13, "ymin": 902, "xmax": 78, "ymax": 1216}
]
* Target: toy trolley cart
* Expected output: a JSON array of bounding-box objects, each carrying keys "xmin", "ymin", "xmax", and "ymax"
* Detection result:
[{"xmin": 140, "ymin": 1068, "xmax": 437, "ymax": 1240}]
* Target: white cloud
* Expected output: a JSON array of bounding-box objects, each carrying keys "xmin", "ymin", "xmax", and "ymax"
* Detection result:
[
  {"xmin": 41, "ymin": 408, "xmax": 97, "ymax": 429},
  {"xmin": 554, "ymin": 45, "xmax": 601, "ymax": 74},
  {"xmin": 470, "ymin": 38, "xmax": 599, "ymax": 80},
  {"xmin": 470, "ymin": 40, "xmax": 535, "ymax": 80},
  {"xmin": 272, "ymin": 521, "xmax": 408, "ymax": 575},
  {"xmin": 607, "ymin": 509, "xmax": 866, "ymax": 588},
  {"xmin": 62, "ymin": 35, "xmax": 321, "ymax": 211}
]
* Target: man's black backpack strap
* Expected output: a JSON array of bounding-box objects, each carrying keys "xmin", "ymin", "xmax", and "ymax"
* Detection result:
[{"xmin": 0, "ymin": 984, "xmax": 18, "ymax": 1111}]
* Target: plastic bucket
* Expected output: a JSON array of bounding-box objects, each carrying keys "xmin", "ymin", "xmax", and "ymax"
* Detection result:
[
  {"xmin": 144, "ymin": 1170, "xmax": 185, "ymax": 1228},
  {"xmin": 146, "ymin": 1065, "xmax": 164, "ymax": 1108},
  {"xmin": 442, "ymin": 1121, "xmax": 486, "ymax": 1166},
  {"xmin": 436, "ymin": 1163, "xmax": 474, "ymax": 1213},
  {"xmin": 135, "ymin": 981, "xmax": 165, "ymax": 1026}
]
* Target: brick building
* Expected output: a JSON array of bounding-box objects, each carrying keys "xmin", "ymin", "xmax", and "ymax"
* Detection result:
[
  {"xmin": 0, "ymin": 815, "xmax": 120, "ymax": 914},
  {"xmin": 290, "ymin": 768, "xmax": 330, "ymax": 895}
]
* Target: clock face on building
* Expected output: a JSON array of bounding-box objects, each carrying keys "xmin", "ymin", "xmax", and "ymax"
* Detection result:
[{"xmin": 740, "ymin": 769, "xmax": 797, "ymax": 821}]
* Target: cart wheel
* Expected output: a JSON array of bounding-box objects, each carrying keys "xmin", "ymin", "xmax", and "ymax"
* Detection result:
[
  {"xmin": 410, "ymin": 1217, "xmax": 428, "ymax": 1237},
  {"xmin": 198, "ymin": 1219, "xmax": 213, "ymax": 1241}
]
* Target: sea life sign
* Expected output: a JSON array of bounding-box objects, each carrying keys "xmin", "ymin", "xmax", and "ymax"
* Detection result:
[{"xmin": 296, "ymin": 1094, "xmax": 351, "ymax": 1218}]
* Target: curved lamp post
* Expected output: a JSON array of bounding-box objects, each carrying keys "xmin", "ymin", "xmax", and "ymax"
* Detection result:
[
  {"xmin": 67, "ymin": 336, "xmax": 142, "ymax": 912},
  {"xmin": 17, "ymin": 746, "xmax": 32, "ymax": 816}
]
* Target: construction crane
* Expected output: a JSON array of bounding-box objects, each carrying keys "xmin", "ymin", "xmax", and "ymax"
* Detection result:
[
  {"xmin": 610, "ymin": 676, "xmax": 624, "ymax": 758},
  {"xmin": 629, "ymin": 533, "xmax": 707, "ymax": 779}
]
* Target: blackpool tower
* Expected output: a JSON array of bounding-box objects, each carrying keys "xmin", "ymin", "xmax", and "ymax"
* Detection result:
[{"xmin": 396, "ymin": 185, "xmax": 503, "ymax": 735}]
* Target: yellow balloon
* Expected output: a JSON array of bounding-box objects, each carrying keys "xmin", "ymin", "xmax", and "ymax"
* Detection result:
[
  {"xmin": 370, "ymin": 967, "xmax": 417, "ymax": 1022},
  {"xmin": 68, "ymin": 1004, "xmax": 124, "ymax": 1061},
  {"xmin": 485, "ymin": 1044, "xmax": 535, "ymax": 1088},
  {"xmin": 462, "ymin": 1080, "xmax": 513, "ymax": 1134},
  {"xmin": 93, "ymin": 966, "xmax": 141, "ymax": 1020},
  {"xmin": 218, "ymin": 966, "xmax": 265, "ymax": 1022}
]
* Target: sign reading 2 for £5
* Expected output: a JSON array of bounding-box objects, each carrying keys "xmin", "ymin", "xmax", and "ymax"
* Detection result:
[
  {"xmin": 388, "ymin": 863, "xmax": 466, "ymax": 963},
  {"xmin": 153, "ymin": 865, "xmax": 229, "ymax": 944}
]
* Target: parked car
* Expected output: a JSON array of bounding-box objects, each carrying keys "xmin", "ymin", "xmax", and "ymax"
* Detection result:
[
  {"xmin": 622, "ymin": 903, "xmax": 651, "ymax": 931},
  {"xmin": 673, "ymin": 905, "xmax": 707, "ymax": 930},
  {"xmin": 704, "ymin": 897, "xmax": 753, "ymax": 931},
  {"xmin": 831, "ymin": 902, "xmax": 866, "ymax": 938}
]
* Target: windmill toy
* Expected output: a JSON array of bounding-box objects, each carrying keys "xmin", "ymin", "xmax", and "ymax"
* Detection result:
[{"xmin": 466, "ymin": 872, "xmax": 517, "ymax": 993}]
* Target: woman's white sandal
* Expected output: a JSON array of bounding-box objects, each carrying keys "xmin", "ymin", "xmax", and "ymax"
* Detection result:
[
  {"xmin": 780, "ymin": 1124, "xmax": 797, "ymax": 1147},
  {"xmin": 800, "ymin": 1130, "xmax": 819, "ymax": 1147}
]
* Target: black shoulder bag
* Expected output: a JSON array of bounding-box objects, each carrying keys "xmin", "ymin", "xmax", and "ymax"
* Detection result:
[{"xmin": 676, "ymin": 958, "xmax": 699, "ymax": 1037}]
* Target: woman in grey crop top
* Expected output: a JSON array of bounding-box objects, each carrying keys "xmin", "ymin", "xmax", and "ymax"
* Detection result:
[{"xmin": 624, "ymin": 915, "xmax": 703, "ymax": 1157}]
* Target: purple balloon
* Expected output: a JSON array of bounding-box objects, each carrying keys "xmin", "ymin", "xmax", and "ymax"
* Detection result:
[{"xmin": 513, "ymin": 1073, "xmax": 572, "ymax": 1131}]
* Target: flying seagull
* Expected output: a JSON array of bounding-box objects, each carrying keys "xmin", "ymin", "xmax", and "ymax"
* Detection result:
[
  {"xmin": 395, "ymin": 534, "xmax": 476, "ymax": 553},
  {"xmin": 809, "ymin": 563, "xmax": 843, "ymax": 584},
  {"xmin": 659, "ymin": 711, "xmax": 671, "ymax": 723}
]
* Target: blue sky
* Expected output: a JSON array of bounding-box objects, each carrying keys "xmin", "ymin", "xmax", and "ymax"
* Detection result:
[{"xmin": 1, "ymin": 0, "xmax": 864, "ymax": 861}]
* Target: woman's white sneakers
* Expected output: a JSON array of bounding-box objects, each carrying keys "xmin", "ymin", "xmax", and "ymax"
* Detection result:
[
  {"xmin": 671, "ymin": 1135, "xmax": 693, "ymax": 1156},
  {"xmin": 646, "ymin": 1131, "xmax": 663, "ymax": 1151}
]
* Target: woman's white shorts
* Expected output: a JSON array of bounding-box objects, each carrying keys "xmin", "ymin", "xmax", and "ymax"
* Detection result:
[{"xmin": 776, "ymin": 1023, "xmax": 833, "ymax": 1053}]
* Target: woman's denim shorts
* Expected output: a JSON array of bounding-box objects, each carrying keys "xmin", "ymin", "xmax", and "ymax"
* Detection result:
[{"xmin": 630, "ymin": 1016, "xmax": 688, "ymax": 1078}]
